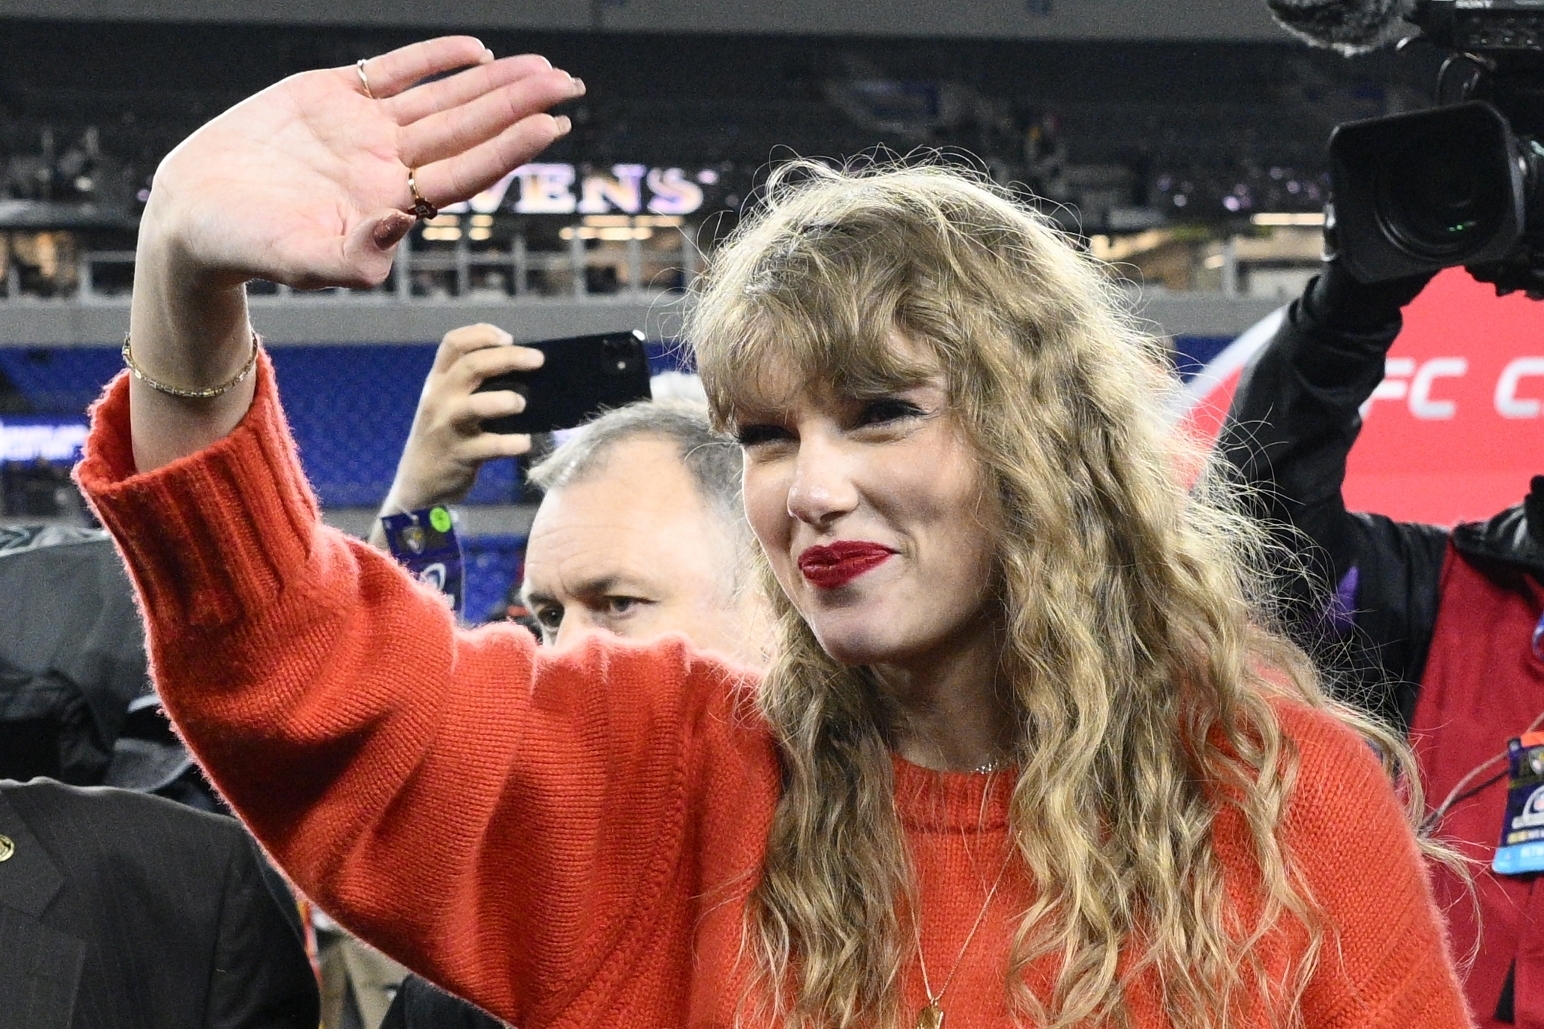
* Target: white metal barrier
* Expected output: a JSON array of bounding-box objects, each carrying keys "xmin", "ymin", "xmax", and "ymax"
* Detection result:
[{"xmin": 0, "ymin": 228, "xmax": 699, "ymax": 304}]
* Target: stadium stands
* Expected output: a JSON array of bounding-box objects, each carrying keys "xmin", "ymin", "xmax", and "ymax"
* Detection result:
[{"xmin": 0, "ymin": 18, "xmax": 1437, "ymax": 621}]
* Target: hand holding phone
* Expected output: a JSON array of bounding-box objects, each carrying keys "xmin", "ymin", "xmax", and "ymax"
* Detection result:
[
  {"xmin": 371, "ymin": 324, "xmax": 547, "ymax": 549},
  {"xmin": 371, "ymin": 326, "xmax": 654, "ymax": 552},
  {"xmin": 474, "ymin": 330, "xmax": 652, "ymax": 434}
]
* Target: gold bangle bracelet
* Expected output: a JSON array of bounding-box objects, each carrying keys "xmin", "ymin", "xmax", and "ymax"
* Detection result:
[{"xmin": 122, "ymin": 331, "xmax": 261, "ymax": 400}]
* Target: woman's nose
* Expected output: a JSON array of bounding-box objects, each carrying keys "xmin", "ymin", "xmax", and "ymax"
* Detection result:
[{"xmin": 785, "ymin": 438, "xmax": 859, "ymax": 527}]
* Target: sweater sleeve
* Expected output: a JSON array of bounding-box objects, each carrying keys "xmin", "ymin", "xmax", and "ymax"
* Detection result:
[
  {"xmin": 1276, "ymin": 702, "xmax": 1473, "ymax": 1029},
  {"xmin": 75, "ymin": 356, "xmax": 772, "ymax": 1026}
]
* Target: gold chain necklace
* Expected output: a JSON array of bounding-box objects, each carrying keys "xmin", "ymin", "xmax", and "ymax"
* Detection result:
[{"xmin": 910, "ymin": 844, "xmax": 1014, "ymax": 1029}]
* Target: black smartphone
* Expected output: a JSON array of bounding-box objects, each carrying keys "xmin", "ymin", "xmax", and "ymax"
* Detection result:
[{"xmin": 474, "ymin": 329, "xmax": 652, "ymax": 434}]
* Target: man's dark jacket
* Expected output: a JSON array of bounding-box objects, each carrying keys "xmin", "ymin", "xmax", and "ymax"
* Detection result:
[
  {"xmin": 1216, "ymin": 290, "xmax": 1544, "ymax": 728},
  {"xmin": 1217, "ymin": 285, "xmax": 1544, "ymax": 1028},
  {"xmin": 0, "ymin": 778, "xmax": 320, "ymax": 1029},
  {"xmin": 381, "ymin": 973, "xmax": 506, "ymax": 1029}
]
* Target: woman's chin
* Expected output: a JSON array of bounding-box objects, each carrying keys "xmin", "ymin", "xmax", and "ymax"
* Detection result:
[{"xmin": 808, "ymin": 622, "xmax": 901, "ymax": 668}]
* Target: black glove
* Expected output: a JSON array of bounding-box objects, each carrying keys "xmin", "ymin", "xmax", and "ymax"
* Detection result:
[{"xmin": 1302, "ymin": 257, "xmax": 1436, "ymax": 334}]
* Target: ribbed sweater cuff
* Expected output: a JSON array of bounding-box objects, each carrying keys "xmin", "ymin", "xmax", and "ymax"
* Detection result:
[{"xmin": 76, "ymin": 350, "xmax": 321, "ymax": 631}]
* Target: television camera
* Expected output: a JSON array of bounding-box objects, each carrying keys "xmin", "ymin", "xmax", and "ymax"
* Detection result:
[{"xmin": 1328, "ymin": 0, "xmax": 1544, "ymax": 296}]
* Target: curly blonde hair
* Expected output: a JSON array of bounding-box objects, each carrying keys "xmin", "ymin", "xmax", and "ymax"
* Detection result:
[{"xmin": 686, "ymin": 160, "xmax": 1438, "ymax": 1029}]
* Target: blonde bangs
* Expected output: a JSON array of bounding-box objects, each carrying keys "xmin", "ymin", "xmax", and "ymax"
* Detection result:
[
  {"xmin": 694, "ymin": 214, "xmax": 959, "ymax": 431},
  {"xmin": 696, "ymin": 294, "xmax": 927, "ymax": 433}
]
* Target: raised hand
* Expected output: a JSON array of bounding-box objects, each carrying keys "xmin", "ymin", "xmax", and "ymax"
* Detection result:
[
  {"xmin": 370, "ymin": 324, "xmax": 544, "ymax": 550},
  {"xmin": 126, "ymin": 37, "xmax": 581, "ymax": 473},
  {"xmin": 148, "ymin": 37, "xmax": 582, "ymax": 290}
]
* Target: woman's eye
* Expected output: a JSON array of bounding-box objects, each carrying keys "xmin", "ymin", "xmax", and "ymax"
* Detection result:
[
  {"xmin": 532, "ymin": 604, "xmax": 563, "ymax": 630},
  {"xmin": 605, "ymin": 596, "xmax": 642, "ymax": 616},
  {"xmin": 733, "ymin": 424, "xmax": 792, "ymax": 447},
  {"xmin": 856, "ymin": 398, "xmax": 923, "ymax": 426}
]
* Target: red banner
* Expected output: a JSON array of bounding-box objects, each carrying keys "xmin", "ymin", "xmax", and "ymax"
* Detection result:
[{"xmin": 1178, "ymin": 268, "xmax": 1544, "ymax": 526}]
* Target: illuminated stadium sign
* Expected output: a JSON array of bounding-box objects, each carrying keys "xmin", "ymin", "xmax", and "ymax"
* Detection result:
[
  {"xmin": 0, "ymin": 418, "xmax": 88, "ymax": 462},
  {"xmin": 443, "ymin": 163, "xmax": 718, "ymax": 218}
]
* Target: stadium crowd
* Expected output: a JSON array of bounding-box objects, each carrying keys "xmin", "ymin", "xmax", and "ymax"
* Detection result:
[{"xmin": 2, "ymin": 25, "xmax": 1543, "ymax": 1029}]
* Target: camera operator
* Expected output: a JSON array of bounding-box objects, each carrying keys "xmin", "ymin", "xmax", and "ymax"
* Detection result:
[{"xmin": 1217, "ymin": 257, "xmax": 1544, "ymax": 1029}]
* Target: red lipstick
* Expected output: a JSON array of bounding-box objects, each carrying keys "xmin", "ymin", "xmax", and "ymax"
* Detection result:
[{"xmin": 797, "ymin": 541, "xmax": 895, "ymax": 589}]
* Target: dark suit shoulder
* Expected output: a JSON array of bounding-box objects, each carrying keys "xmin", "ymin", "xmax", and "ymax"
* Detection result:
[
  {"xmin": 0, "ymin": 778, "xmax": 241, "ymax": 870},
  {"xmin": 0, "ymin": 778, "xmax": 318, "ymax": 1029}
]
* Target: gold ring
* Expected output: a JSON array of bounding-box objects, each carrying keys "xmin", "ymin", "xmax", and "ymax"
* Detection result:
[
  {"xmin": 356, "ymin": 59, "xmax": 375, "ymax": 100},
  {"xmin": 408, "ymin": 170, "xmax": 437, "ymax": 221}
]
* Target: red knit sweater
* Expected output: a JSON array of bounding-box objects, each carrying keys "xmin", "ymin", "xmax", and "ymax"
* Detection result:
[{"xmin": 78, "ymin": 357, "xmax": 1471, "ymax": 1029}]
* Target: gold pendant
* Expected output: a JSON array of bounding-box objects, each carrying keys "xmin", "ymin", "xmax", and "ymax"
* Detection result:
[{"xmin": 917, "ymin": 1003, "xmax": 945, "ymax": 1029}]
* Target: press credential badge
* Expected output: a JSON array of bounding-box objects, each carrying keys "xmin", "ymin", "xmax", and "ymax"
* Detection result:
[{"xmin": 1495, "ymin": 731, "xmax": 1544, "ymax": 875}]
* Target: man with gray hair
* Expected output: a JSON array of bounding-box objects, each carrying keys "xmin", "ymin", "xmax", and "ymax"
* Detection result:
[
  {"xmin": 518, "ymin": 399, "xmax": 766, "ymax": 662},
  {"xmin": 375, "ymin": 322, "xmax": 769, "ymax": 665}
]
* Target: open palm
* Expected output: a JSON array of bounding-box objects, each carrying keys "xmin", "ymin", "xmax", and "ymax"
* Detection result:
[{"xmin": 149, "ymin": 37, "xmax": 580, "ymax": 290}]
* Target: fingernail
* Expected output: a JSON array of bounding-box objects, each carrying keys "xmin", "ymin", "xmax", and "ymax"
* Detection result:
[
  {"xmin": 554, "ymin": 114, "xmax": 572, "ymax": 135},
  {"xmin": 483, "ymin": 48, "xmax": 495, "ymax": 62},
  {"xmin": 570, "ymin": 76, "xmax": 586, "ymax": 96},
  {"xmin": 373, "ymin": 212, "xmax": 413, "ymax": 250}
]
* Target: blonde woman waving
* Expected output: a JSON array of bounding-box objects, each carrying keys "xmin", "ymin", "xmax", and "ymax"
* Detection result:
[{"xmin": 79, "ymin": 37, "xmax": 1470, "ymax": 1029}]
